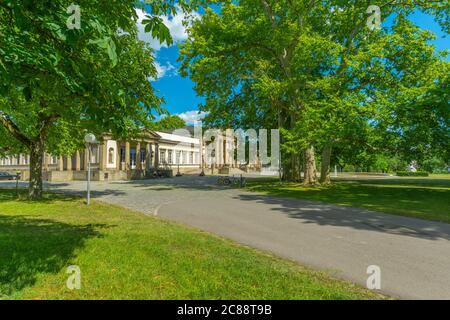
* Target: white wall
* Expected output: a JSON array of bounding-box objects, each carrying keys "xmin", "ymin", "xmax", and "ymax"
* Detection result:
[{"xmin": 106, "ymin": 140, "xmax": 118, "ymax": 169}]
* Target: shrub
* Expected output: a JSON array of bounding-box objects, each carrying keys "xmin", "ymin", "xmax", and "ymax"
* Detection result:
[{"xmin": 396, "ymin": 171, "xmax": 429, "ymax": 177}]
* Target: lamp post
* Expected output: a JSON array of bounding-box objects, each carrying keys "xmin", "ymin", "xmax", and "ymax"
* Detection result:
[
  {"xmin": 199, "ymin": 138, "xmax": 205, "ymax": 176},
  {"xmin": 84, "ymin": 133, "xmax": 97, "ymax": 205},
  {"xmin": 211, "ymin": 149, "xmax": 216, "ymax": 175}
]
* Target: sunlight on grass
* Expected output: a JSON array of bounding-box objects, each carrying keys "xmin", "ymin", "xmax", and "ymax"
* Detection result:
[
  {"xmin": 247, "ymin": 177, "xmax": 450, "ymax": 223},
  {"xmin": 0, "ymin": 189, "xmax": 382, "ymax": 300}
]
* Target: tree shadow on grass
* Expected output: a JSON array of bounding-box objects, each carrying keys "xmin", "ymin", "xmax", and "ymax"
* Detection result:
[
  {"xmin": 0, "ymin": 188, "xmax": 77, "ymax": 204},
  {"xmin": 0, "ymin": 214, "xmax": 108, "ymax": 298},
  {"xmin": 0, "ymin": 187, "xmax": 129, "ymax": 203},
  {"xmin": 247, "ymin": 180, "xmax": 449, "ymax": 213}
]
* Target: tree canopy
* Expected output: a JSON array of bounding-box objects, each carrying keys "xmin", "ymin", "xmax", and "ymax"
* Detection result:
[
  {"xmin": 0, "ymin": 0, "xmax": 205, "ymax": 198},
  {"xmin": 151, "ymin": 114, "xmax": 187, "ymax": 131},
  {"xmin": 180, "ymin": 0, "xmax": 449, "ymax": 182}
]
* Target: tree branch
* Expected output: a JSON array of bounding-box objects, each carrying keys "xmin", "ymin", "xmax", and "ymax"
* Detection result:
[
  {"xmin": 260, "ymin": 0, "xmax": 277, "ymax": 29},
  {"xmin": 0, "ymin": 110, "xmax": 32, "ymax": 147}
]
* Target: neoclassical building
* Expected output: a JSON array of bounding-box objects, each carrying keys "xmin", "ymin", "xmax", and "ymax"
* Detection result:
[{"xmin": 0, "ymin": 130, "xmax": 202, "ymax": 182}]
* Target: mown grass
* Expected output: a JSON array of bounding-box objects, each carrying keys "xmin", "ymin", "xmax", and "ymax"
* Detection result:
[
  {"xmin": 246, "ymin": 176, "xmax": 450, "ymax": 223},
  {"xmin": 0, "ymin": 189, "xmax": 382, "ymax": 300}
]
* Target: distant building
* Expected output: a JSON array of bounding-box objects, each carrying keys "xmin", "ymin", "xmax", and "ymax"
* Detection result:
[
  {"xmin": 0, "ymin": 130, "xmax": 202, "ymax": 182},
  {"xmin": 0, "ymin": 127, "xmax": 275, "ymax": 181}
]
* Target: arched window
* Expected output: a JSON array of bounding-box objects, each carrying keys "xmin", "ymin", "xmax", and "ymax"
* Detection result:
[{"xmin": 108, "ymin": 147, "xmax": 115, "ymax": 164}]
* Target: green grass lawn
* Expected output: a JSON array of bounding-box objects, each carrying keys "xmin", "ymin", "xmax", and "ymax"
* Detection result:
[
  {"xmin": 246, "ymin": 176, "xmax": 450, "ymax": 223},
  {"xmin": 0, "ymin": 189, "xmax": 381, "ymax": 300}
]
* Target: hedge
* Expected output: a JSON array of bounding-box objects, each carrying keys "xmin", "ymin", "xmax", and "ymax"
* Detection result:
[{"xmin": 396, "ymin": 171, "xmax": 429, "ymax": 177}]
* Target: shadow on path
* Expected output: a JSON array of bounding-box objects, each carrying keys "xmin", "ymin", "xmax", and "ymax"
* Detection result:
[
  {"xmin": 235, "ymin": 193, "xmax": 450, "ymax": 241},
  {"xmin": 108, "ymin": 176, "xmax": 226, "ymax": 191}
]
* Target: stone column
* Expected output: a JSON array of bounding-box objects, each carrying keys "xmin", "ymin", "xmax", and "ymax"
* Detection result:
[
  {"xmin": 125, "ymin": 142, "xmax": 130, "ymax": 170},
  {"xmin": 75, "ymin": 151, "xmax": 81, "ymax": 171},
  {"xmin": 116, "ymin": 142, "xmax": 121, "ymax": 170},
  {"xmin": 136, "ymin": 143, "xmax": 141, "ymax": 170},
  {"xmin": 99, "ymin": 142, "xmax": 107, "ymax": 171},
  {"xmin": 146, "ymin": 143, "xmax": 152, "ymax": 170},
  {"xmin": 66, "ymin": 155, "xmax": 72, "ymax": 171},
  {"xmin": 222, "ymin": 138, "xmax": 226, "ymax": 166},
  {"xmin": 225, "ymin": 129, "xmax": 233, "ymax": 166},
  {"xmin": 154, "ymin": 143, "xmax": 159, "ymax": 168},
  {"xmin": 58, "ymin": 156, "xmax": 64, "ymax": 171}
]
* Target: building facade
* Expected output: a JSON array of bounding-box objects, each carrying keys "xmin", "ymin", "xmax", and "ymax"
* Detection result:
[{"xmin": 0, "ymin": 130, "xmax": 202, "ymax": 182}]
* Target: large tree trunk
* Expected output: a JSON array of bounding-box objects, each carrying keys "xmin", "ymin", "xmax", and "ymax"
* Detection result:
[
  {"xmin": 303, "ymin": 145, "xmax": 317, "ymax": 185},
  {"xmin": 319, "ymin": 144, "xmax": 332, "ymax": 184},
  {"xmin": 28, "ymin": 140, "xmax": 45, "ymax": 199}
]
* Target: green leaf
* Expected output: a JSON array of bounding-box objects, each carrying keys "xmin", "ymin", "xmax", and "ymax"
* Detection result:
[
  {"xmin": 44, "ymin": 22, "xmax": 67, "ymax": 41},
  {"xmin": 89, "ymin": 37, "xmax": 118, "ymax": 67},
  {"xmin": 107, "ymin": 38, "xmax": 118, "ymax": 67}
]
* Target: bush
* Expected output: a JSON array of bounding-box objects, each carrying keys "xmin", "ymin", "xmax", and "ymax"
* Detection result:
[{"xmin": 396, "ymin": 171, "xmax": 429, "ymax": 177}]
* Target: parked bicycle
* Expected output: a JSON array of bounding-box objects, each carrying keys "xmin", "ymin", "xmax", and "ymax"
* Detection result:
[
  {"xmin": 217, "ymin": 175, "xmax": 247, "ymax": 188},
  {"xmin": 217, "ymin": 176, "xmax": 233, "ymax": 186}
]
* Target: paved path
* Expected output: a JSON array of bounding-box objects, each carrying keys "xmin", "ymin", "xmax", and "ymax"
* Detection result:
[{"xmin": 2, "ymin": 177, "xmax": 450, "ymax": 299}]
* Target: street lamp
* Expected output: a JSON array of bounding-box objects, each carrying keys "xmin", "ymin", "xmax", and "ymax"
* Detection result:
[
  {"xmin": 199, "ymin": 138, "xmax": 205, "ymax": 177},
  {"xmin": 211, "ymin": 149, "xmax": 216, "ymax": 175},
  {"xmin": 199, "ymin": 155, "xmax": 205, "ymax": 177},
  {"xmin": 84, "ymin": 133, "xmax": 97, "ymax": 205}
]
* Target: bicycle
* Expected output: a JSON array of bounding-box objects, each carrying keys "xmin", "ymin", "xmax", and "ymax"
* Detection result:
[
  {"xmin": 218, "ymin": 175, "xmax": 247, "ymax": 188},
  {"xmin": 217, "ymin": 176, "xmax": 232, "ymax": 186}
]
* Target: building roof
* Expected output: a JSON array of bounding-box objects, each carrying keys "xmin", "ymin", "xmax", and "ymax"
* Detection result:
[
  {"xmin": 158, "ymin": 126, "xmax": 195, "ymax": 136},
  {"xmin": 156, "ymin": 130, "xmax": 200, "ymax": 145}
]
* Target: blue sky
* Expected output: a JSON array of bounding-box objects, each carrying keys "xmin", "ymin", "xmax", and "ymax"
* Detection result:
[{"xmin": 138, "ymin": 7, "xmax": 449, "ymax": 124}]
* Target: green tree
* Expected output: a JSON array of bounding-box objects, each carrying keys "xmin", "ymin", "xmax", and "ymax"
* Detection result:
[
  {"xmin": 0, "ymin": 0, "xmax": 205, "ymax": 199},
  {"xmin": 152, "ymin": 115, "xmax": 187, "ymax": 131},
  {"xmin": 180, "ymin": 0, "xmax": 449, "ymax": 184}
]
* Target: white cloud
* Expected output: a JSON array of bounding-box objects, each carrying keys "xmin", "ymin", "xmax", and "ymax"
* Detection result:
[
  {"xmin": 136, "ymin": 7, "xmax": 199, "ymax": 52},
  {"xmin": 136, "ymin": 7, "xmax": 199, "ymax": 81},
  {"xmin": 154, "ymin": 61, "xmax": 177, "ymax": 79},
  {"xmin": 176, "ymin": 110, "xmax": 208, "ymax": 125}
]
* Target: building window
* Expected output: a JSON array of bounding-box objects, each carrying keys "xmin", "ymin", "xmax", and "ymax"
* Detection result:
[
  {"xmin": 108, "ymin": 147, "xmax": 115, "ymax": 164},
  {"xmin": 168, "ymin": 150, "xmax": 173, "ymax": 164},
  {"xmin": 130, "ymin": 148, "xmax": 137, "ymax": 168},
  {"xmin": 160, "ymin": 150, "xmax": 166, "ymax": 164},
  {"xmin": 182, "ymin": 151, "xmax": 187, "ymax": 164},
  {"xmin": 190, "ymin": 152, "xmax": 193, "ymax": 164},
  {"xmin": 120, "ymin": 146, "xmax": 125, "ymax": 162},
  {"xmin": 140, "ymin": 148, "xmax": 146, "ymax": 163},
  {"xmin": 176, "ymin": 151, "xmax": 181, "ymax": 164}
]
